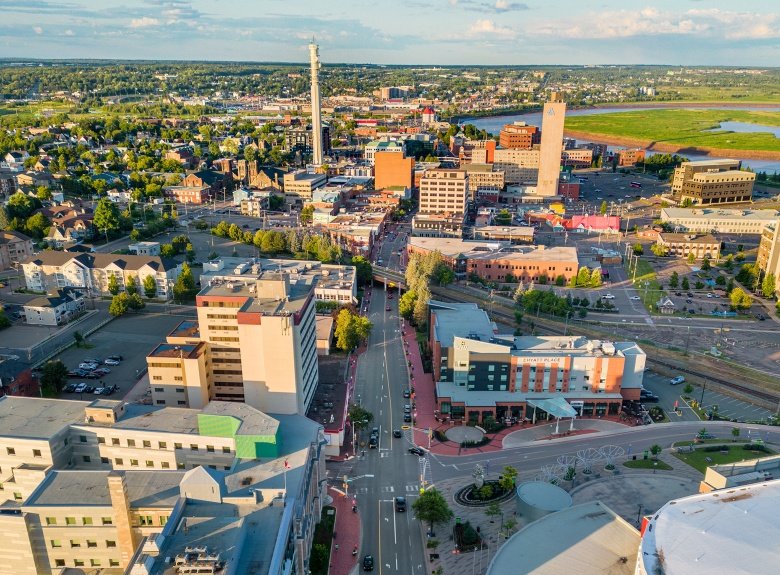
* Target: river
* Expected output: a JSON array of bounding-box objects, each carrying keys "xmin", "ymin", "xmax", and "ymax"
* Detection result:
[{"xmin": 462, "ymin": 106, "xmax": 780, "ymax": 173}]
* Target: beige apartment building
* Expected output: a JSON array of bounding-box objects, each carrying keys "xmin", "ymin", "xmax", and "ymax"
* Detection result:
[
  {"xmin": 537, "ymin": 93, "xmax": 566, "ymax": 196},
  {"xmin": 0, "ymin": 230, "xmax": 34, "ymax": 271},
  {"xmin": 657, "ymin": 233, "xmax": 721, "ymax": 260},
  {"xmin": 283, "ymin": 169, "xmax": 327, "ymax": 204},
  {"xmin": 21, "ymin": 252, "xmax": 181, "ymax": 299},
  {"xmin": 413, "ymin": 169, "xmax": 468, "ymax": 237},
  {"xmin": 147, "ymin": 270, "xmax": 320, "ymax": 415},
  {"xmin": 671, "ymin": 159, "xmax": 755, "ymax": 205},
  {"xmin": 758, "ymin": 222, "xmax": 780, "ymax": 296},
  {"xmin": 493, "ymin": 148, "xmax": 540, "ymax": 184},
  {"xmin": 463, "ymin": 163, "xmax": 505, "ymax": 198},
  {"xmin": 0, "ymin": 396, "xmax": 327, "ymax": 575}
]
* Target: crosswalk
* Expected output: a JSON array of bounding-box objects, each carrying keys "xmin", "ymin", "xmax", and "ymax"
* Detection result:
[{"xmin": 354, "ymin": 483, "xmax": 421, "ymax": 495}]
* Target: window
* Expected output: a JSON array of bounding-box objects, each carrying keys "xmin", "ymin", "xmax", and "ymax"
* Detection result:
[
  {"xmin": 112, "ymin": 438, "xmax": 120, "ymax": 446},
  {"xmin": 65, "ymin": 517, "xmax": 76, "ymax": 525},
  {"xmin": 115, "ymin": 458, "xmax": 123, "ymax": 465},
  {"xmin": 74, "ymin": 559, "xmax": 84, "ymax": 567},
  {"xmin": 102, "ymin": 517, "xmax": 113, "ymax": 525},
  {"xmin": 101, "ymin": 457, "xmax": 109, "ymax": 464},
  {"xmin": 143, "ymin": 440, "xmax": 151, "ymax": 448},
  {"xmin": 91, "ymin": 559, "xmax": 101, "ymax": 567},
  {"xmin": 106, "ymin": 540, "xmax": 117, "ymax": 548},
  {"xmin": 161, "ymin": 461, "xmax": 170, "ymax": 469},
  {"xmin": 6, "ymin": 447, "xmax": 15, "ymax": 455},
  {"xmin": 160, "ymin": 516, "xmax": 168, "ymax": 526},
  {"xmin": 158, "ymin": 441, "xmax": 167, "ymax": 449},
  {"xmin": 222, "ymin": 446, "xmax": 231, "ymax": 454},
  {"xmin": 156, "ymin": 400, "xmax": 166, "ymax": 405},
  {"xmin": 32, "ymin": 449, "xmax": 42, "ymax": 458},
  {"xmin": 79, "ymin": 435, "xmax": 87, "ymax": 443},
  {"xmin": 14, "ymin": 492, "xmax": 22, "ymax": 501},
  {"xmin": 87, "ymin": 539, "xmax": 97, "ymax": 548},
  {"xmin": 110, "ymin": 559, "xmax": 120, "ymax": 567},
  {"xmin": 146, "ymin": 460, "xmax": 154, "ymax": 468},
  {"xmin": 82, "ymin": 517, "xmax": 93, "ymax": 526},
  {"xmin": 55, "ymin": 560, "xmax": 65, "ymax": 567},
  {"xmin": 50, "ymin": 540, "xmax": 62, "ymax": 548},
  {"xmin": 139, "ymin": 516, "xmax": 153, "ymax": 526},
  {"xmin": 174, "ymin": 443, "xmax": 182, "ymax": 450},
  {"xmin": 46, "ymin": 517, "xmax": 57, "ymax": 525},
  {"xmin": 82, "ymin": 455, "xmax": 91, "ymax": 463},
  {"xmin": 127, "ymin": 439, "xmax": 136, "ymax": 447},
  {"xmin": 177, "ymin": 463, "xmax": 185, "ymax": 470},
  {"xmin": 206, "ymin": 445, "xmax": 215, "ymax": 453},
  {"xmin": 97, "ymin": 437, "xmax": 105, "ymax": 444},
  {"xmin": 130, "ymin": 459, "xmax": 139, "ymax": 467},
  {"xmin": 70, "ymin": 539, "xmax": 81, "ymax": 548}
]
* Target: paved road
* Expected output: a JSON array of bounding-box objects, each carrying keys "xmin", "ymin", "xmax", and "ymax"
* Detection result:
[
  {"xmin": 345, "ymin": 273, "xmax": 427, "ymax": 575},
  {"xmin": 427, "ymin": 420, "xmax": 780, "ymax": 484}
]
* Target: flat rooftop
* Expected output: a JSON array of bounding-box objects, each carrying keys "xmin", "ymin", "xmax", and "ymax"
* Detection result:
[
  {"xmin": 486, "ymin": 501, "xmax": 639, "ymax": 575},
  {"xmin": 25, "ymin": 470, "xmax": 185, "ymax": 508},
  {"xmin": 202, "ymin": 402, "xmax": 279, "ymax": 437},
  {"xmin": 198, "ymin": 275, "xmax": 310, "ymax": 316},
  {"xmin": 640, "ymin": 480, "xmax": 780, "ymax": 575},
  {"xmin": 0, "ymin": 396, "xmax": 89, "ymax": 439},
  {"xmin": 431, "ymin": 301, "xmax": 495, "ymax": 347},
  {"xmin": 661, "ymin": 207, "xmax": 780, "ymax": 220},
  {"xmin": 168, "ymin": 320, "xmax": 200, "ymax": 339},
  {"xmin": 148, "ymin": 343, "xmax": 201, "ymax": 359}
]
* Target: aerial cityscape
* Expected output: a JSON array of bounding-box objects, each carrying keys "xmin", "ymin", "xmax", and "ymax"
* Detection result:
[{"xmin": 2, "ymin": 2, "xmax": 780, "ymax": 575}]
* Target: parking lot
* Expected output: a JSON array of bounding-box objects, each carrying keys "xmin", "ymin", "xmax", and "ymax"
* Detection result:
[{"xmin": 54, "ymin": 312, "xmax": 191, "ymax": 401}]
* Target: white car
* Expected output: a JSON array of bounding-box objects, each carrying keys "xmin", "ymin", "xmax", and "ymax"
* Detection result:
[
  {"xmin": 104, "ymin": 358, "xmax": 120, "ymax": 366},
  {"xmin": 74, "ymin": 383, "xmax": 87, "ymax": 393},
  {"xmin": 79, "ymin": 362, "xmax": 98, "ymax": 371},
  {"xmin": 602, "ymin": 294, "xmax": 615, "ymax": 300},
  {"xmin": 669, "ymin": 376, "xmax": 686, "ymax": 385},
  {"xmin": 630, "ymin": 296, "xmax": 641, "ymax": 301},
  {"xmin": 706, "ymin": 293, "xmax": 715, "ymax": 298}
]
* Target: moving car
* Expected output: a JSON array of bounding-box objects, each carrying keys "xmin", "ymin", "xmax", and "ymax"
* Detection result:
[
  {"xmin": 402, "ymin": 389, "xmax": 411, "ymax": 398},
  {"xmin": 393, "ymin": 429, "xmax": 402, "ymax": 438},
  {"xmin": 386, "ymin": 306, "xmax": 392, "ymax": 312},
  {"xmin": 629, "ymin": 296, "xmax": 641, "ymax": 301},
  {"xmin": 669, "ymin": 375, "xmax": 686, "ymax": 385},
  {"xmin": 395, "ymin": 496, "xmax": 407, "ymax": 512},
  {"xmin": 601, "ymin": 294, "xmax": 615, "ymax": 300},
  {"xmin": 368, "ymin": 436, "xmax": 378, "ymax": 449},
  {"xmin": 408, "ymin": 446, "xmax": 425, "ymax": 456},
  {"xmin": 362, "ymin": 555, "xmax": 375, "ymax": 571}
]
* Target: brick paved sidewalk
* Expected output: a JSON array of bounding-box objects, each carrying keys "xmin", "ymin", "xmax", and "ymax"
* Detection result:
[{"xmin": 328, "ymin": 487, "xmax": 362, "ymax": 575}]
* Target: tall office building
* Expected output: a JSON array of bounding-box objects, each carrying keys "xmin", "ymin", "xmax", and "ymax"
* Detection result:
[
  {"xmin": 309, "ymin": 42, "xmax": 324, "ymax": 166},
  {"xmin": 671, "ymin": 159, "xmax": 755, "ymax": 205},
  {"xmin": 412, "ymin": 169, "xmax": 469, "ymax": 237},
  {"xmin": 537, "ymin": 92, "xmax": 566, "ymax": 196}
]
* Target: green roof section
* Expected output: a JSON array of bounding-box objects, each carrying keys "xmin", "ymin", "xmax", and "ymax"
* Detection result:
[{"xmin": 197, "ymin": 404, "xmax": 280, "ymax": 459}]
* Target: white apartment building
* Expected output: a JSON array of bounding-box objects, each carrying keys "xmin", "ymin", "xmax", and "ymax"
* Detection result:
[
  {"xmin": 660, "ymin": 207, "xmax": 780, "ymax": 235},
  {"xmin": 22, "ymin": 252, "xmax": 181, "ymax": 299},
  {"xmin": 22, "ymin": 288, "xmax": 86, "ymax": 326}
]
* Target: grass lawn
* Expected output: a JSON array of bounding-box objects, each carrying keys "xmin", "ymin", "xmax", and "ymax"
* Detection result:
[
  {"xmin": 565, "ymin": 109, "xmax": 780, "ymax": 153},
  {"xmin": 309, "ymin": 506, "xmax": 336, "ymax": 575},
  {"xmin": 630, "ymin": 259, "xmax": 665, "ymax": 311},
  {"xmin": 672, "ymin": 446, "xmax": 775, "ymax": 473},
  {"xmin": 623, "ymin": 459, "xmax": 673, "ymax": 470}
]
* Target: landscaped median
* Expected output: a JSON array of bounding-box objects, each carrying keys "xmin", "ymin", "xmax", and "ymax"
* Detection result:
[
  {"xmin": 630, "ymin": 259, "xmax": 665, "ymax": 312},
  {"xmin": 671, "ymin": 442, "xmax": 774, "ymax": 473}
]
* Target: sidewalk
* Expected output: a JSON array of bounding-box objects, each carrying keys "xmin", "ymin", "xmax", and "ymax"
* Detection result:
[{"xmin": 328, "ymin": 487, "xmax": 361, "ymax": 575}]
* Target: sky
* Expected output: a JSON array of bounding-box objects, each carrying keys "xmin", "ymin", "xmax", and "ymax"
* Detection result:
[{"xmin": 2, "ymin": 0, "xmax": 780, "ymax": 66}]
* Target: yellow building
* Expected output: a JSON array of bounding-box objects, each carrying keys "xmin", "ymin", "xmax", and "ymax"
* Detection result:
[{"xmin": 671, "ymin": 159, "xmax": 755, "ymax": 205}]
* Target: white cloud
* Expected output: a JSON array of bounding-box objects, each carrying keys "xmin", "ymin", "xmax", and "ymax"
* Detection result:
[
  {"xmin": 468, "ymin": 19, "xmax": 516, "ymax": 39},
  {"xmin": 129, "ymin": 16, "xmax": 160, "ymax": 29},
  {"xmin": 536, "ymin": 7, "xmax": 779, "ymax": 40},
  {"xmin": 64, "ymin": 29, "xmax": 74, "ymax": 36},
  {"xmin": 32, "ymin": 26, "xmax": 43, "ymax": 35},
  {"xmin": 494, "ymin": 0, "xmax": 528, "ymax": 12}
]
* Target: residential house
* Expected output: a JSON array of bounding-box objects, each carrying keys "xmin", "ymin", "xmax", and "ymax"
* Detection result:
[
  {"xmin": 164, "ymin": 146, "xmax": 197, "ymax": 169},
  {"xmin": 0, "ymin": 230, "xmax": 35, "ymax": 271},
  {"xmin": 2, "ymin": 151, "xmax": 28, "ymax": 172},
  {"xmin": 22, "ymin": 288, "xmax": 86, "ymax": 326},
  {"xmin": 22, "ymin": 252, "xmax": 182, "ymax": 299},
  {"xmin": 16, "ymin": 171, "xmax": 55, "ymax": 189},
  {"xmin": 0, "ymin": 358, "xmax": 38, "ymax": 398},
  {"xmin": 0, "ymin": 169, "xmax": 17, "ymax": 196}
]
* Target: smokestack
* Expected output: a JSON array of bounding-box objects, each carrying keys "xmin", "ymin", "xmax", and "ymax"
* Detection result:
[{"xmin": 309, "ymin": 41, "xmax": 324, "ymax": 167}]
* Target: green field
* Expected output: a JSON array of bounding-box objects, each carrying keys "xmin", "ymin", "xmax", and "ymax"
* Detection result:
[
  {"xmin": 565, "ymin": 109, "xmax": 780, "ymax": 153},
  {"xmin": 671, "ymin": 445, "xmax": 774, "ymax": 473}
]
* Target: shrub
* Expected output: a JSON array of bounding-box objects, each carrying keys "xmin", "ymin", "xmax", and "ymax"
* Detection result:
[
  {"xmin": 703, "ymin": 445, "xmax": 729, "ymax": 452},
  {"xmin": 744, "ymin": 443, "xmax": 770, "ymax": 453}
]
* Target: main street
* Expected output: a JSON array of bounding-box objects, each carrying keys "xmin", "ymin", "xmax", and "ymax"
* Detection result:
[{"xmin": 343, "ymin": 228, "xmax": 427, "ymax": 574}]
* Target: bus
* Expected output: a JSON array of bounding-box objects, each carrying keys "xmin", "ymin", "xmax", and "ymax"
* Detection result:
[{"xmin": 630, "ymin": 182, "xmax": 642, "ymax": 188}]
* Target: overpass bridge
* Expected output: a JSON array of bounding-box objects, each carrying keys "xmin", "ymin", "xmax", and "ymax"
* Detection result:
[{"xmin": 372, "ymin": 265, "xmax": 405, "ymax": 289}]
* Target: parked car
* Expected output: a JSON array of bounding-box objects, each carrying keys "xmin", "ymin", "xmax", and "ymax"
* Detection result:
[
  {"xmin": 82, "ymin": 358, "xmax": 100, "ymax": 364},
  {"xmin": 669, "ymin": 375, "xmax": 686, "ymax": 385},
  {"xmin": 386, "ymin": 306, "xmax": 392, "ymax": 312},
  {"xmin": 403, "ymin": 413, "xmax": 412, "ymax": 423},
  {"xmin": 106, "ymin": 355, "xmax": 123, "ymax": 361},
  {"xmin": 602, "ymin": 294, "xmax": 615, "ymax": 300},
  {"xmin": 84, "ymin": 371, "xmax": 101, "ymax": 379},
  {"xmin": 395, "ymin": 496, "xmax": 407, "ymax": 512},
  {"xmin": 94, "ymin": 387, "xmax": 105, "ymax": 395},
  {"xmin": 393, "ymin": 429, "xmax": 402, "ymax": 438},
  {"xmin": 83, "ymin": 385, "xmax": 95, "ymax": 394},
  {"xmin": 402, "ymin": 389, "xmax": 411, "ymax": 399},
  {"xmin": 408, "ymin": 446, "xmax": 425, "ymax": 456},
  {"xmin": 104, "ymin": 358, "xmax": 120, "ymax": 366},
  {"xmin": 629, "ymin": 296, "xmax": 641, "ymax": 301},
  {"xmin": 74, "ymin": 383, "xmax": 87, "ymax": 393},
  {"xmin": 68, "ymin": 369, "xmax": 88, "ymax": 378},
  {"xmin": 79, "ymin": 362, "xmax": 98, "ymax": 371},
  {"xmin": 403, "ymin": 404, "xmax": 411, "ymax": 413},
  {"xmin": 93, "ymin": 367, "xmax": 111, "ymax": 375},
  {"xmin": 63, "ymin": 384, "xmax": 77, "ymax": 393},
  {"xmin": 362, "ymin": 555, "xmax": 375, "ymax": 571}
]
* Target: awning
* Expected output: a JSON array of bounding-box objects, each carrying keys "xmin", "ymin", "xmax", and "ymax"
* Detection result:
[{"xmin": 527, "ymin": 397, "xmax": 578, "ymax": 418}]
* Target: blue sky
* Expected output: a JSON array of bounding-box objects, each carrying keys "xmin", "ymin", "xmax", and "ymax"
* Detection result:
[{"xmin": 2, "ymin": 0, "xmax": 779, "ymax": 65}]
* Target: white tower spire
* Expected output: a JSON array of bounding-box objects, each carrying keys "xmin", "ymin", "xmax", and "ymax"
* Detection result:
[{"xmin": 308, "ymin": 42, "xmax": 323, "ymax": 167}]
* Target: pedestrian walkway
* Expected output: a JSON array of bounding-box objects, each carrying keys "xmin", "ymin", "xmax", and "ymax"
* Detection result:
[{"xmin": 328, "ymin": 487, "xmax": 361, "ymax": 575}]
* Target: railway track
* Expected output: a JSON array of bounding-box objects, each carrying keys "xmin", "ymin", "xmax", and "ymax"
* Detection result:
[{"xmin": 430, "ymin": 285, "xmax": 780, "ymax": 411}]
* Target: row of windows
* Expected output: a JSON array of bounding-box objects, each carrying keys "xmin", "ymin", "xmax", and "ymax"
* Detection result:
[
  {"xmin": 211, "ymin": 336, "xmax": 240, "ymax": 342},
  {"xmin": 206, "ymin": 313, "xmax": 237, "ymax": 319},
  {"xmin": 207, "ymin": 324, "xmax": 238, "ymax": 331},
  {"xmin": 51, "ymin": 538, "xmax": 116, "ymax": 548},
  {"xmin": 53, "ymin": 558, "xmax": 120, "ymax": 568},
  {"xmin": 148, "ymin": 362, "xmax": 182, "ymax": 368},
  {"xmin": 46, "ymin": 516, "xmax": 113, "ymax": 526},
  {"xmin": 200, "ymin": 301, "xmax": 243, "ymax": 308},
  {"xmin": 86, "ymin": 435, "xmax": 231, "ymax": 454}
]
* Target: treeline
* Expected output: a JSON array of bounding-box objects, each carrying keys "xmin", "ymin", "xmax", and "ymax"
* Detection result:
[{"xmin": 399, "ymin": 251, "xmax": 453, "ymax": 328}]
